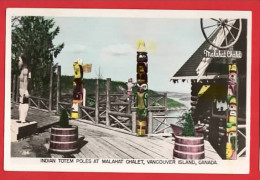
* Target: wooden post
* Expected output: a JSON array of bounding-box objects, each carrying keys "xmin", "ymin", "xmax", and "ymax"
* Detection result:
[
  {"xmin": 83, "ymin": 88, "xmax": 86, "ymax": 106},
  {"xmin": 49, "ymin": 64, "xmax": 53, "ymax": 113},
  {"xmin": 38, "ymin": 98, "xmax": 40, "ymax": 109},
  {"xmin": 148, "ymin": 111, "xmax": 153, "ymax": 137},
  {"xmin": 16, "ymin": 75, "xmax": 20, "ymax": 103},
  {"xmin": 164, "ymin": 93, "xmax": 168, "ymax": 111},
  {"xmin": 106, "ymin": 78, "xmax": 111, "ymax": 126},
  {"xmin": 78, "ymin": 104, "xmax": 82, "ymax": 119},
  {"xmin": 56, "ymin": 65, "xmax": 61, "ymax": 115},
  {"xmin": 28, "ymin": 97, "xmax": 31, "ymax": 107},
  {"xmin": 95, "ymin": 79, "xmax": 100, "ymax": 124},
  {"xmin": 12, "ymin": 74, "xmax": 16, "ymax": 102},
  {"xmin": 127, "ymin": 97, "xmax": 132, "ymax": 114},
  {"xmin": 163, "ymin": 93, "xmax": 168, "ymax": 134},
  {"xmin": 132, "ymin": 112, "xmax": 136, "ymax": 134}
]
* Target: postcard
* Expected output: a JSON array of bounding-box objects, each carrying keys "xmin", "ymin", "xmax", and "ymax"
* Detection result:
[{"xmin": 4, "ymin": 8, "xmax": 252, "ymax": 174}]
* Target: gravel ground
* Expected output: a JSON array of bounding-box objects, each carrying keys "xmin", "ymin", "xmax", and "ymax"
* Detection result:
[{"xmin": 11, "ymin": 130, "xmax": 51, "ymax": 158}]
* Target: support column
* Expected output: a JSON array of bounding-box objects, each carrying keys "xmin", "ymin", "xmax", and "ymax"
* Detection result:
[
  {"xmin": 148, "ymin": 111, "xmax": 153, "ymax": 137},
  {"xmin": 49, "ymin": 64, "xmax": 53, "ymax": 113},
  {"xmin": 132, "ymin": 112, "xmax": 136, "ymax": 134},
  {"xmin": 12, "ymin": 74, "xmax": 16, "ymax": 102},
  {"xmin": 56, "ymin": 65, "xmax": 61, "ymax": 115},
  {"xmin": 95, "ymin": 79, "xmax": 100, "ymax": 124},
  {"xmin": 16, "ymin": 75, "xmax": 20, "ymax": 103},
  {"xmin": 106, "ymin": 78, "xmax": 111, "ymax": 126}
]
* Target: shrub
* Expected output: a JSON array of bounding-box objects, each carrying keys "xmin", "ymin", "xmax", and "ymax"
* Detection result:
[
  {"xmin": 59, "ymin": 109, "xmax": 69, "ymax": 128},
  {"xmin": 178, "ymin": 112, "xmax": 195, "ymax": 136}
]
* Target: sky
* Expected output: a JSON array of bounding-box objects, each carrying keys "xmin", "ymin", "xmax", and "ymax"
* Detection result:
[{"xmin": 52, "ymin": 17, "xmax": 205, "ymax": 93}]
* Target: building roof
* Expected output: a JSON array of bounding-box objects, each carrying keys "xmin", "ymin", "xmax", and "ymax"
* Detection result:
[{"xmin": 173, "ymin": 39, "xmax": 211, "ymax": 79}]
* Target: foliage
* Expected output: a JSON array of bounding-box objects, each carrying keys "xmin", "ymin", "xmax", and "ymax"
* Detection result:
[
  {"xmin": 59, "ymin": 109, "xmax": 69, "ymax": 128},
  {"xmin": 177, "ymin": 112, "xmax": 195, "ymax": 136},
  {"xmin": 11, "ymin": 16, "xmax": 64, "ymax": 97}
]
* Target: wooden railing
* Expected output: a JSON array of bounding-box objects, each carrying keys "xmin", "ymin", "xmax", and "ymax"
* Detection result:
[
  {"xmin": 29, "ymin": 96, "xmax": 50, "ymax": 111},
  {"xmin": 78, "ymin": 104, "xmax": 134, "ymax": 134},
  {"xmin": 78, "ymin": 105, "xmax": 96, "ymax": 123},
  {"xmin": 57, "ymin": 101, "xmax": 72, "ymax": 115},
  {"xmin": 148, "ymin": 93, "xmax": 167, "ymax": 107},
  {"xmin": 147, "ymin": 112, "xmax": 178, "ymax": 136}
]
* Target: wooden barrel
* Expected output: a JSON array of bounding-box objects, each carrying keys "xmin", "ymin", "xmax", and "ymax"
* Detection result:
[
  {"xmin": 49, "ymin": 126, "xmax": 78, "ymax": 153},
  {"xmin": 173, "ymin": 135, "xmax": 205, "ymax": 159}
]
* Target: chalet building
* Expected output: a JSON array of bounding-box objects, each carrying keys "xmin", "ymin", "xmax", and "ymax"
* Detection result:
[{"xmin": 171, "ymin": 19, "xmax": 247, "ymax": 159}]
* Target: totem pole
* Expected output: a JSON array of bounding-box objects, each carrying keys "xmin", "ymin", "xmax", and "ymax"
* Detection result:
[
  {"xmin": 226, "ymin": 61, "xmax": 238, "ymax": 160},
  {"xmin": 71, "ymin": 59, "xmax": 84, "ymax": 119},
  {"xmin": 126, "ymin": 78, "xmax": 135, "ymax": 100},
  {"xmin": 136, "ymin": 40, "xmax": 148, "ymax": 136},
  {"xmin": 18, "ymin": 55, "xmax": 30, "ymax": 123}
]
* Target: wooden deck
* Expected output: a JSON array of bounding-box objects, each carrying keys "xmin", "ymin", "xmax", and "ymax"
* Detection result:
[
  {"xmin": 11, "ymin": 104, "xmax": 222, "ymax": 160},
  {"xmin": 50, "ymin": 120, "xmax": 221, "ymax": 160},
  {"xmin": 11, "ymin": 103, "xmax": 59, "ymax": 131}
]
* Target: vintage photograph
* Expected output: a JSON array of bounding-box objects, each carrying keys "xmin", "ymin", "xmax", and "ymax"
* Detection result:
[{"xmin": 4, "ymin": 9, "xmax": 251, "ymax": 173}]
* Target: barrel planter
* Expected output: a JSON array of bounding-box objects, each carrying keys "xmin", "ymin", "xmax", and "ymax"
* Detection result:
[
  {"xmin": 173, "ymin": 135, "xmax": 205, "ymax": 159},
  {"xmin": 49, "ymin": 125, "xmax": 78, "ymax": 153}
]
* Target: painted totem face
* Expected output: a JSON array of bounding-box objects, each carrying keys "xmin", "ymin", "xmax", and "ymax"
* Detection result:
[
  {"xmin": 229, "ymin": 104, "xmax": 237, "ymax": 111},
  {"xmin": 228, "ymin": 72, "xmax": 237, "ymax": 85},
  {"xmin": 226, "ymin": 143, "xmax": 233, "ymax": 159},
  {"xmin": 138, "ymin": 84, "xmax": 148, "ymax": 92},
  {"xmin": 229, "ymin": 110, "xmax": 237, "ymax": 117}
]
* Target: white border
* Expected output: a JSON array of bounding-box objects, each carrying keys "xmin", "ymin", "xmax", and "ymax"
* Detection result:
[{"xmin": 4, "ymin": 8, "xmax": 252, "ymax": 174}]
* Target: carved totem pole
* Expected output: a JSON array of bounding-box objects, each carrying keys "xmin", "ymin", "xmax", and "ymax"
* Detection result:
[
  {"xmin": 71, "ymin": 59, "xmax": 84, "ymax": 119},
  {"xmin": 226, "ymin": 62, "xmax": 238, "ymax": 160},
  {"xmin": 136, "ymin": 40, "xmax": 148, "ymax": 136}
]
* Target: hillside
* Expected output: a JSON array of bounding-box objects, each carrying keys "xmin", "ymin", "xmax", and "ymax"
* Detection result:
[{"xmin": 61, "ymin": 76, "xmax": 184, "ymax": 108}]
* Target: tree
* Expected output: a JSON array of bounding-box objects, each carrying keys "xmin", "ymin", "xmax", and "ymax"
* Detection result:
[{"xmin": 12, "ymin": 16, "xmax": 64, "ymax": 97}]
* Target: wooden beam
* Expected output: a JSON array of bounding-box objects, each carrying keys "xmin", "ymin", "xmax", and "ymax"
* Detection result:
[
  {"xmin": 16, "ymin": 75, "xmax": 20, "ymax": 103},
  {"xmin": 109, "ymin": 115, "xmax": 132, "ymax": 132},
  {"xmin": 29, "ymin": 98, "xmax": 38, "ymax": 107},
  {"xmin": 95, "ymin": 79, "xmax": 99, "ymax": 124},
  {"xmin": 49, "ymin": 64, "xmax": 53, "ymax": 113},
  {"xmin": 132, "ymin": 112, "xmax": 136, "ymax": 134},
  {"xmin": 12, "ymin": 74, "xmax": 16, "ymax": 102},
  {"xmin": 108, "ymin": 111, "xmax": 132, "ymax": 118},
  {"xmin": 40, "ymin": 100, "xmax": 49, "ymax": 110},
  {"xmin": 164, "ymin": 93, "xmax": 168, "ymax": 110},
  {"xmin": 148, "ymin": 112, "xmax": 153, "ymax": 136},
  {"xmin": 56, "ymin": 65, "xmax": 61, "ymax": 114},
  {"xmin": 81, "ymin": 108, "xmax": 95, "ymax": 123},
  {"xmin": 106, "ymin": 78, "xmax": 111, "ymax": 126},
  {"xmin": 81, "ymin": 106, "xmax": 95, "ymax": 111}
]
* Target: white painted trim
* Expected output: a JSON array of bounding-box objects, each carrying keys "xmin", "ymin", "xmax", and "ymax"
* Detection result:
[
  {"xmin": 175, "ymin": 142, "xmax": 204, "ymax": 147},
  {"xmin": 174, "ymin": 149, "xmax": 205, "ymax": 155}
]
